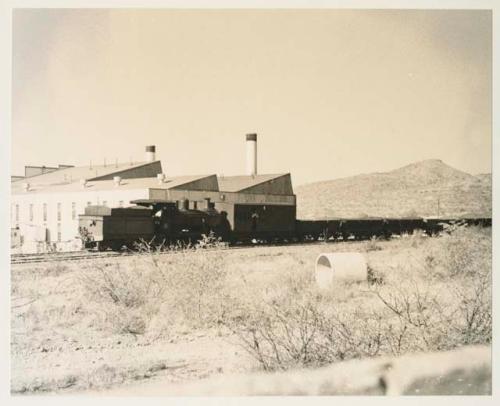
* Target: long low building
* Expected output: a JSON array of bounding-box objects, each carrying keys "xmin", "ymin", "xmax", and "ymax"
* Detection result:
[{"xmin": 11, "ymin": 135, "xmax": 296, "ymax": 253}]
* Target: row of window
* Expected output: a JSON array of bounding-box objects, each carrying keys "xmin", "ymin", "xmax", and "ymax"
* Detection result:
[{"xmin": 12, "ymin": 200, "xmax": 125, "ymax": 223}]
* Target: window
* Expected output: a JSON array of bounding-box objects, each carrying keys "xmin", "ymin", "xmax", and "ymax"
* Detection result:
[
  {"xmin": 118, "ymin": 201, "xmax": 124, "ymax": 207},
  {"xmin": 43, "ymin": 203, "xmax": 47, "ymax": 222},
  {"xmin": 71, "ymin": 202, "xmax": 76, "ymax": 220},
  {"xmin": 29, "ymin": 204, "xmax": 33, "ymax": 222},
  {"xmin": 102, "ymin": 201, "xmax": 107, "ymax": 207},
  {"xmin": 57, "ymin": 203, "xmax": 61, "ymax": 221},
  {"xmin": 57, "ymin": 223, "xmax": 61, "ymax": 242},
  {"xmin": 15, "ymin": 204, "xmax": 19, "ymax": 222}
]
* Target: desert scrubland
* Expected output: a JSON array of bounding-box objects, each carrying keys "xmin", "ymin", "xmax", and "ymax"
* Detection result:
[{"xmin": 11, "ymin": 226, "xmax": 491, "ymax": 394}]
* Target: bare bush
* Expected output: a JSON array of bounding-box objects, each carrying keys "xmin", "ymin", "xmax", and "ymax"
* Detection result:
[
  {"xmin": 451, "ymin": 268, "xmax": 492, "ymax": 345},
  {"xmin": 79, "ymin": 237, "xmax": 229, "ymax": 336},
  {"xmin": 75, "ymin": 224, "xmax": 490, "ymax": 371},
  {"xmin": 367, "ymin": 266, "xmax": 384, "ymax": 286},
  {"xmin": 365, "ymin": 237, "xmax": 383, "ymax": 252},
  {"xmin": 225, "ymin": 226, "xmax": 491, "ymax": 371},
  {"xmin": 430, "ymin": 225, "xmax": 491, "ymax": 277}
]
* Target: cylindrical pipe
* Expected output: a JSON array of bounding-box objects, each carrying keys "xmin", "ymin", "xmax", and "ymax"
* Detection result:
[
  {"xmin": 315, "ymin": 252, "xmax": 367, "ymax": 289},
  {"xmin": 246, "ymin": 133, "xmax": 257, "ymax": 176},
  {"xmin": 145, "ymin": 145, "xmax": 156, "ymax": 162}
]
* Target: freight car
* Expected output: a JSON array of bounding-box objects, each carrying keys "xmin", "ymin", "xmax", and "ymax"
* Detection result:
[
  {"xmin": 79, "ymin": 201, "xmax": 491, "ymax": 251},
  {"xmin": 295, "ymin": 217, "xmax": 491, "ymax": 241}
]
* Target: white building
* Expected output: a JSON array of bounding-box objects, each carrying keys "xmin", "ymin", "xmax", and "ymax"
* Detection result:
[{"xmin": 11, "ymin": 138, "xmax": 297, "ymax": 253}]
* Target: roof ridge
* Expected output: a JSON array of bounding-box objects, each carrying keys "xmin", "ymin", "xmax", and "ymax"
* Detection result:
[
  {"xmin": 17, "ymin": 160, "xmax": 149, "ymax": 183},
  {"xmin": 88, "ymin": 160, "xmax": 159, "ymax": 180}
]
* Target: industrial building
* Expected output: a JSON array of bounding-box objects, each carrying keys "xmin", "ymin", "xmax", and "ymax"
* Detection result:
[{"xmin": 11, "ymin": 134, "xmax": 296, "ymax": 253}]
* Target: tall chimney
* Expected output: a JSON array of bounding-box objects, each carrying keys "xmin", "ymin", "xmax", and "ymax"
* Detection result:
[
  {"xmin": 246, "ymin": 133, "xmax": 257, "ymax": 176},
  {"xmin": 145, "ymin": 145, "xmax": 156, "ymax": 162}
]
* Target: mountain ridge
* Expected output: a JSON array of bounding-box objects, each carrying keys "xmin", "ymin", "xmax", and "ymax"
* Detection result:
[{"xmin": 295, "ymin": 160, "xmax": 491, "ymax": 219}]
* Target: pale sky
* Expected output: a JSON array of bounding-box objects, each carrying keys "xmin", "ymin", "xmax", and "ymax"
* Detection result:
[{"xmin": 11, "ymin": 9, "xmax": 491, "ymax": 186}]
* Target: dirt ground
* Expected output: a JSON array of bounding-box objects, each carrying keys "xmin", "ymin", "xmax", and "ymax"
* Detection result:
[
  {"xmin": 10, "ymin": 242, "xmax": 367, "ymax": 394},
  {"xmin": 10, "ymin": 233, "xmax": 491, "ymax": 395}
]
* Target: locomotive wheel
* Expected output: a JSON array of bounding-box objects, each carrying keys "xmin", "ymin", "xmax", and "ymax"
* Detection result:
[{"xmin": 110, "ymin": 241, "xmax": 124, "ymax": 252}]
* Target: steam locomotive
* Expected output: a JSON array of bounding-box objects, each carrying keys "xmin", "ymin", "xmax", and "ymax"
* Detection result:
[
  {"xmin": 78, "ymin": 199, "xmax": 231, "ymax": 251},
  {"xmin": 78, "ymin": 199, "xmax": 491, "ymax": 251}
]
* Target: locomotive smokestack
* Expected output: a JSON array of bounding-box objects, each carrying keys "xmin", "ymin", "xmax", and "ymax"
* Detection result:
[
  {"xmin": 145, "ymin": 145, "xmax": 156, "ymax": 162},
  {"xmin": 246, "ymin": 133, "xmax": 257, "ymax": 176}
]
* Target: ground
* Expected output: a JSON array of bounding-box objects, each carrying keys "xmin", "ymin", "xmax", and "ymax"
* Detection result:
[{"xmin": 10, "ymin": 228, "xmax": 492, "ymax": 395}]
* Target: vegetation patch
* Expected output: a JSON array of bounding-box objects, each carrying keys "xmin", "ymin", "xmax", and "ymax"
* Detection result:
[{"xmin": 11, "ymin": 227, "xmax": 491, "ymax": 393}]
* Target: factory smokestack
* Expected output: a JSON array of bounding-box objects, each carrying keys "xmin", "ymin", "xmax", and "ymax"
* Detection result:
[
  {"xmin": 145, "ymin": 145, "xmax": 156, "ymax": 162},
  {"xmin": 246, "ymin": 133, "xmax": 257, "ymax": 176}
]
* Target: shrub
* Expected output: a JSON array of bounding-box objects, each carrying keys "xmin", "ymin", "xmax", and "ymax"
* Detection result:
[
  {"xmin": 226, "ymin": 226, "xmax": 491, "ymax": 370},
  {"xmin": 365, "ymin": 237, "xmax": 383, "ymax": 252},
  {"xmin": 450, "ymin": 267, "xmax": 492, "ymax": 345},
  {"xmin": 76, "ymin": 225, "xmax": 491, "ymax": 371},
  {"xmin": 367, "ymin": 265, "xmax": 384, "ymax": 286},
  {"xmin": 417, "ymin": 224, "xmax": 490, "ymax": 278},
  {"xmin": 79, "ymin": 239, "xmax": 229, "ymax": 337}
]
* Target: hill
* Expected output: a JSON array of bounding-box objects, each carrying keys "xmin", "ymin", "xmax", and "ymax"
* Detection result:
[{"xmin": 295, "ymin": 159, "xmax": 491, "ymax": 219}]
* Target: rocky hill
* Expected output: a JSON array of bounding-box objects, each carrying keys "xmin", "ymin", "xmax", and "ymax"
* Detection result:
[{"xmin": 296, "ymin": 160, "xmax": 491, "ymax": 219}]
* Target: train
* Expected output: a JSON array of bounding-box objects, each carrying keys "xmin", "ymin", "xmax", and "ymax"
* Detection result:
[
  {"xmin": 78, "ymin": 199, "xmax": 491, "ymax": 251},
  {"xmin": 78, "ymin": 200, "xmax": 231, "ymax": 251}
]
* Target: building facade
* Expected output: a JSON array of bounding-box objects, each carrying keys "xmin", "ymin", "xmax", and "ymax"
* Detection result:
[{"xmin": 11, "ymin": 137, "xmax": 297, "ymax": 253}]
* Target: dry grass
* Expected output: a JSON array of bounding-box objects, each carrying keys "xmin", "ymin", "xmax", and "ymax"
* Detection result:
[
  {"xmin": 10, "ymin": 226, "xmax": 491, "ymax": 392},
  {"xmin": 224, "ymin": 226, "xmax": 491, "ymax": 371}
]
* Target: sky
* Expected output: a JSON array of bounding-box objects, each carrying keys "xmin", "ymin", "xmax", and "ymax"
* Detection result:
[{"xmin": 11, "ymin": 8, "xmax": 492, "ymax": 186}]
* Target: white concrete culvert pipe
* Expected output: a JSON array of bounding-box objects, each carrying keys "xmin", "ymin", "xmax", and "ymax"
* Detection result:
[{"xmin": 315, "ymin": 252, "xmax": 367, "ymax": 289}]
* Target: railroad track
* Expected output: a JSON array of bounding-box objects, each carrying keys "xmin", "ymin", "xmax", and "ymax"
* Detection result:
[
  {"xmin": 10, "ymin": 239, "xmax": 358, "ymax": 265},
  {"xmin": 10, "ymin": 251, "xmax": 126, "ymax": 265}
]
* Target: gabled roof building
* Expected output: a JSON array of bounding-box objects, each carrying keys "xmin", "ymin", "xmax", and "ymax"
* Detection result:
[{"xmin": 11, "ymin": 135, "xmax": 296, "ymax": 252}]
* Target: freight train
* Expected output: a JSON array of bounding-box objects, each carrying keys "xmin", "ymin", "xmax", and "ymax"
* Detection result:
[
  {"xmin": 78, "ymin": 200, "xmax": 491, "ymax": 251},
  {"xmin": 78, "ymin": 200, "xmax": 231, "ymax": 251}
]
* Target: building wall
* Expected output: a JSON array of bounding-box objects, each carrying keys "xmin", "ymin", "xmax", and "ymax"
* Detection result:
[
  {"xmin": 11, "ymin": 179, "xmax": 297, "ymax": 253},
  {"xmin": 149, "ymin": 188, "xmax": 296, "ymax": 206},
  {"xmin": 148, "ymin": 188, "xmax": 296, "ymax": 232},
  {"xmin": 11, "ymin": 188, "xmax": 148, "ymax": 252}
]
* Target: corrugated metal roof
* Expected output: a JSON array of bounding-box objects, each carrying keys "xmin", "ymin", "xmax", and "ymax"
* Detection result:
[
  {"xmin": 11, "ymin": 161, "xmax": 156, "ymax": 188},
  {"xmin": 217, "ymin": 174, "xmax": 287, "ymax": 192},
  {"xmin": 12, "ymin": 175, "xmax": 216, "ymax": 195}
]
